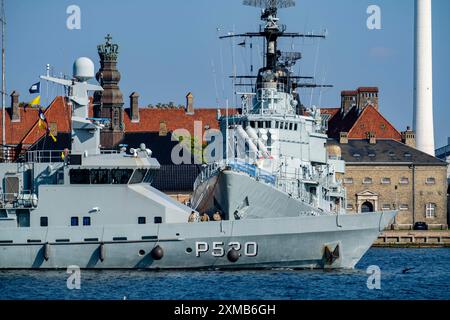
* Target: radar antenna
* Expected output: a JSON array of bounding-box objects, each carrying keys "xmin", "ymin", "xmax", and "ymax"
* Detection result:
[{"xmin": 243, "ymin": 0, "xmax": 295, "ymax": 9}]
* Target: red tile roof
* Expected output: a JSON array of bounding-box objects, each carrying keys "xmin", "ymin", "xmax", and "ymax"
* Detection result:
[
  {"xmin": 357, "ymin": 87, "xmax": 379, "ymax": 93},
  {"xmin": 341, "ymin": 91, "xmax": 357, "ymax": 96},
  {"xmin": 321, "ymin": 108, "xmax": 340, "ymax": 119},
  {"xmin": 347, "ymin": 105, "xmax": 401, "ymax": 140},
  {"xmin": 21, "ymin": 96, "xmax": 72, "ymax": 145},
  {"xmin": 123, "ymin": 107, "xmax": 239, "ymax": 135}
]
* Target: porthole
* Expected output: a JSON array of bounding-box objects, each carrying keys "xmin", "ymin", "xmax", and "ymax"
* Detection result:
[
  {"xmin": 186, "ymin": 247, "xmax": 193, "ymax": 254},
  {"xmin": 139, "ymin": 249, "xmax": 146, "ymax": 256}
]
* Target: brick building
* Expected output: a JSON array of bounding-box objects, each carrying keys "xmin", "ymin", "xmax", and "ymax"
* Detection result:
[{"xmin": 323, "ymin": 88, "xmax": 448, "ymax": 229}]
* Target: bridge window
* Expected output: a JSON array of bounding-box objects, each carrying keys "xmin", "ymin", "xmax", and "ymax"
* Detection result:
[
  {"xmin": 129, "ymin": 169, "xmax": 148, "ymax": 184},
  {"xmin": 289, "ymin": 123, "xmax": 293, "ymax": 131},
  {"xmin": 111, "ymin": 169, "xmax": 134, "ymax": 184},
  {"xmin": 275, "ymin": 121, "xmax": 279, "ymax": 129},
  {"xmin": 70, "ymin": 169, "xmax": 90, "ymax": 184},
  {"xmin": 144, "ymin": 169, "xmax": 158, "ymax": 184},
  {"xmin": 90, "ymin": 169, "xmax": 111, "ymax": 184}
]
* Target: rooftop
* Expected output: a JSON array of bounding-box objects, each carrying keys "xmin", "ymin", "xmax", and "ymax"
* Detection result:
[{"xmin": 328, "ymin": 139, "xmax": 447, "ymax": 166}]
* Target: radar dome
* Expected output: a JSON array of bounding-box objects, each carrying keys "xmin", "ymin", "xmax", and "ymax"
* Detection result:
[
  {"xmin": 327, "ymin": 144, "xmax": 342, "ymax": 159},
  {"xmin": 73, "ymin": 57, "xmax": 95, "ymax": 81}
]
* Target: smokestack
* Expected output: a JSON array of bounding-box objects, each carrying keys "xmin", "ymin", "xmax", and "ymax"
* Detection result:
[
  {"xmin": 413, "ymin": 0, "xmax": 435, "ymax": 156},
  {"xmin": 129, "ymin": 92, "xmax": 140, "ymax": 123}
]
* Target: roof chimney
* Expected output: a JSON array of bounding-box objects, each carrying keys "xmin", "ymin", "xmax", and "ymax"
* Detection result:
[
  {"xmin": 367, "ymin": 131, "xmax": 377, "ymax": 144},
  {"xmin": 130, "ymin": 92, "xmax": 140, "ymax": 123},
  {"xmin": 10, "ymin": 91, "xmax": 20, "ymax": 122},
  {"xmin": 186, "ymin": 92, "xmax": 194, "ymax": 115},
  {"xmin": 357, "ymin": 87, "xmax": 379, "ymax": 111},
  {"xmin": 340, "ymin": 90, "xmax": 357, "ymax": 116},
  {"xmin": 402, "ymin": 126, "xmax": 416, "ymax": 148},
  {"xmin": 339, "ymin": 132, "xmax": 348, "ymax": 144}
]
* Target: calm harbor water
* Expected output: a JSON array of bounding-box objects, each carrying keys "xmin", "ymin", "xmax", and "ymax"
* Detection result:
[{"xmin": 0, "ymin": 248, "xmax": 449, "ymax": 300}]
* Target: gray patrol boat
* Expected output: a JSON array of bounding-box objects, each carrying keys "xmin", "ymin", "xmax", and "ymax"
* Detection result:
[
  {"xmin": 190, "ymin": 0, "xmax": 397, "ymax": 269},
  {"xmin": 0, "ymin": 0, "xmax": 396, "ymax": 270}
]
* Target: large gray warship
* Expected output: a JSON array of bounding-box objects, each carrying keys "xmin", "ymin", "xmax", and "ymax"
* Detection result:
[
  {"xmin": 0, "ymin": 0, "xmax": 396, "ymax": 270},
  {"xmin": 190, "ymin": 0, "xmax": 397, "ymax": 269}
]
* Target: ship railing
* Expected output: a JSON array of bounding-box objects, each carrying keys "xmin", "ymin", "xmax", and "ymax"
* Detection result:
[
  {"xmin": 25, "ymin": 150, "xmax": 67, "ymax": 163},
  {"xmin": 226, "ymin": 160, "xmax": 276, "ymax": 186},
  {"xmin": 24, "ymin": 149, "xmax": 120, "ymax": 163}
]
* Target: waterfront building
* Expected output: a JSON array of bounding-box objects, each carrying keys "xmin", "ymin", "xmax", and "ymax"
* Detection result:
[
  {"xmin": 435, "ymin": 137, "xmax": 450, "ymax": 224},
  {"xmin": 322, "ymin": 89, "xmax": 448, "ymax": 230}
]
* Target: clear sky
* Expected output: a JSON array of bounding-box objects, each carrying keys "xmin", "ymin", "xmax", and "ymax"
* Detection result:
[{"xmin": 6, "ymin": 0, "xmax": 450, "ymax": 148}]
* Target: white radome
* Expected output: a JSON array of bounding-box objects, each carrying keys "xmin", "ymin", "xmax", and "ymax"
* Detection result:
[{"xmin": 73, "ymin": 57, "xmax": 95, "ymax": 82}]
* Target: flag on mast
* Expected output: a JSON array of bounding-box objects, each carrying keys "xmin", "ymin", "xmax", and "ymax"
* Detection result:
[
  {"xmin": 29, "ymin": 82, "xmax": 40, "ymax": 94},
  {"xmin": 37, "ymin": 107, "xmax": 57, "ymax": 142},
  {"xmin": 29, "ymin": 95, "xmax": 41, "ymax": 107}
]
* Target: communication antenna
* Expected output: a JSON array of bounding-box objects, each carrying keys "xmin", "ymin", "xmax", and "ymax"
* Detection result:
[{"xmin": 243, "ymin": 0, "xmax": 296, "ymax": 9}]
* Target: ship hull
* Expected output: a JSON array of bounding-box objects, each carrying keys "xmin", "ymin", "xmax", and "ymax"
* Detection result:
[{"xmin": 0, "ymin": 210, "xmax": 395, "ymax": 270}]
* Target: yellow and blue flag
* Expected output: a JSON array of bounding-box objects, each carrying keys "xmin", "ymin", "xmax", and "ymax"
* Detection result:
[{"xmin": 30, "ymin": 95, "xmax": 41, "ymax": 107}]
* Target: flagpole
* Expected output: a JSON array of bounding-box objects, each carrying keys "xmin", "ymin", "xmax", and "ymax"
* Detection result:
[{"xmin": 1, "ymin": 0, "xmax": 5, "ymax": 151}]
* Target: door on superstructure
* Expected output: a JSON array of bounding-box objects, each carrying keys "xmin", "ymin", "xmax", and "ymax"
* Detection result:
[{"xmin": 16, "ymin": 210, "xmax": 30, "ymax": 228}]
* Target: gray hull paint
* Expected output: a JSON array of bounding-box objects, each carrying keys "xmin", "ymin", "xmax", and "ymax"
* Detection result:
[{"xmin": 0, "ymin": 208, "xmax": 395, "ymax": 270}]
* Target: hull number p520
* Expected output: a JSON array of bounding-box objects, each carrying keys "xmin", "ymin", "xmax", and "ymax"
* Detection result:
[{"xmin": 195, "ymin": 241, "xmax": 258, "ymax": 257}]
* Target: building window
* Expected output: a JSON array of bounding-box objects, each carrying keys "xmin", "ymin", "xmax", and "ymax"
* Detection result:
[
  {"xmin": 425, "ymin": 203, "xmax": 437, "ymax": 218},
  {"xmin": 344, "ymin": 178, "xmax": 353, "ymax": 184},
  {"xmin": 40, "ymin": 217, "xmax": 48, "ymax": 227},
  {"xmin": 83, "ymin": 217, "xmax": 91, "ymax": 226},
  {"xmin": 138, "ymin": 217, "xmax": 146, "ymax": 225},
  {"xmin": 381, "ymin": 177, "xmax": 391, "ymax": 184},
  {"xmin": 71, "ymin": 217, "xmax": 79, "ymax": 226},
  {"xmin": 399, "ymin": 204, "xmax": 409, "ymax": 211},
  {"xmin": 382, "ymin": 204, "xmax": 391, "ymax": 211},
  {"xmin": 363, "ymin": 177, "xmax": 373, "ymax": 184},
  {"xmin": 346, "ymin": 204, "xmax": 354, "ymax": 210},
  {"xmin": 425, "ymin": 177, "xmax": 436, "ymax": 185},
  {"xmin": 399, "ymin": 177, "xmax": 409, "ymax": 185}
]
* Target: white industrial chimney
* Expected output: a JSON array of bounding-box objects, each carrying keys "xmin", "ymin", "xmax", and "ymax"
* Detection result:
[{"xmin": 413, "ymin": 0, "xmax": 435, "ymax": 156}]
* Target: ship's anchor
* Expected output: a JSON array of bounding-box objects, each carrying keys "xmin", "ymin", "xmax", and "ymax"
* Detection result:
[{"xmin": 323, "ymin": 244, "xmax": 340, "ymax": 265}]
